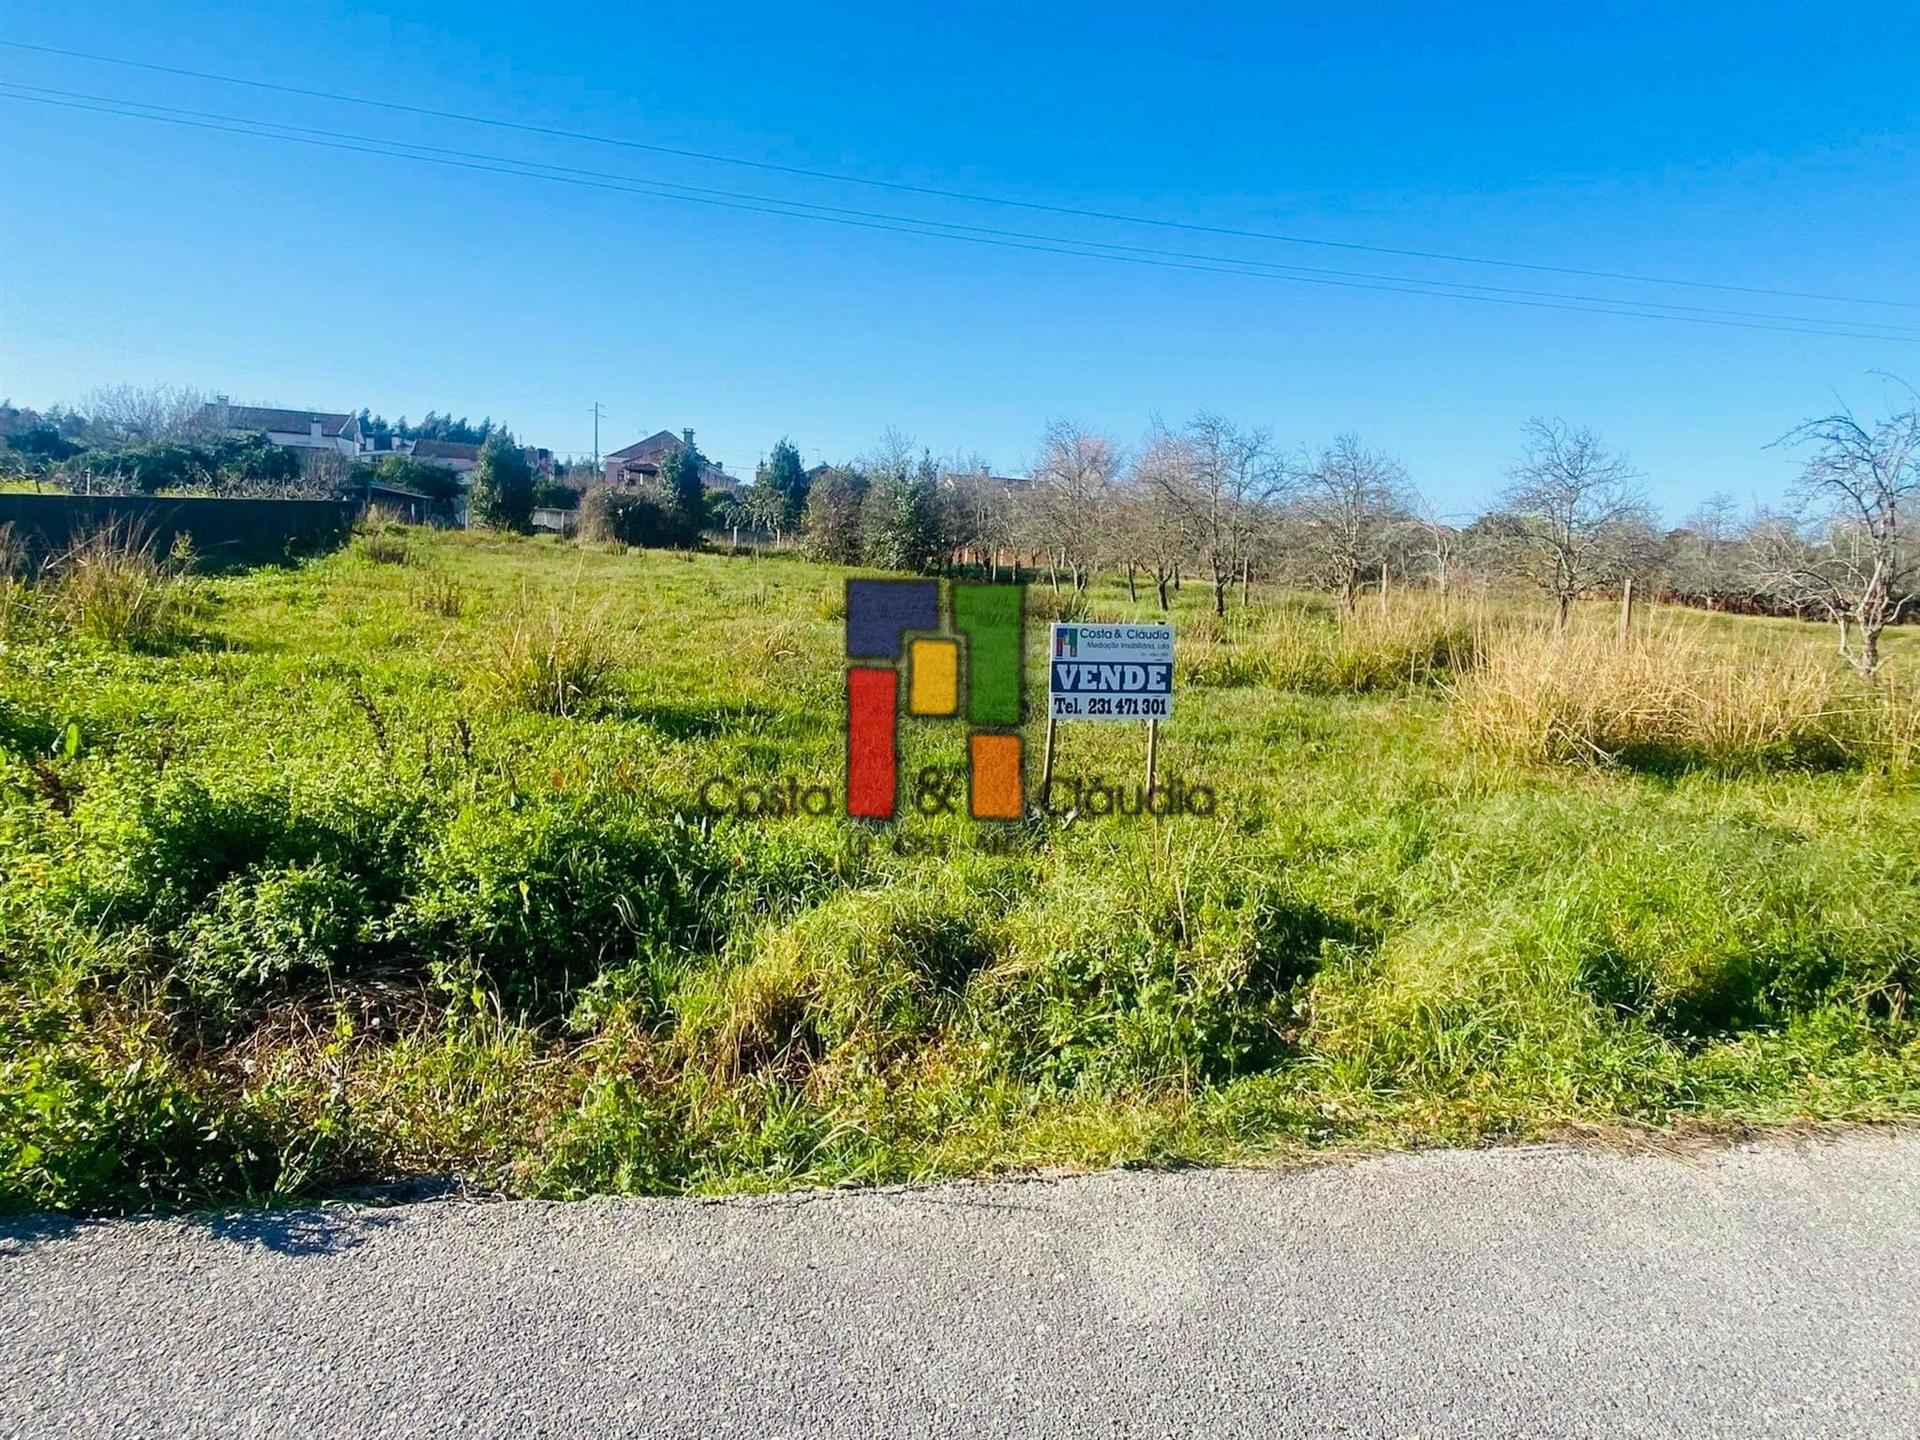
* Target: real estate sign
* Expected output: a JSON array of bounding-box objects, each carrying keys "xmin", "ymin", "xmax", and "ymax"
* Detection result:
[{"xmin": 1048, "ymin": 623, "xmax": 1174, "ymax": 720}]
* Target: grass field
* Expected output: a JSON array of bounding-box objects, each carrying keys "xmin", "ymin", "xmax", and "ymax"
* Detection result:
[{"xmin": 2, "ymin": 526, "xmax": 1917, "ymax": 1211}]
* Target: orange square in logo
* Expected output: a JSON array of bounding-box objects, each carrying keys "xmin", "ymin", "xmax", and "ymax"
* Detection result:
[{"xmin": 969, "ymin": 733, "xmax": 1023, "ymax": 819}]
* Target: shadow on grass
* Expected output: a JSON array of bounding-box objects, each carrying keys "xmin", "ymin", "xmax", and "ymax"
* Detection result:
[
  {"xmin": 0, "ymin": 697, "xmax": 62, "ymax": 755},
  {"xmin": 617, "ymin": 699, "xmax": 786, "ymax": 740},
  {"xmin": 1609, "ymin": 738, "xmax": 1857, "ymax": 780}
]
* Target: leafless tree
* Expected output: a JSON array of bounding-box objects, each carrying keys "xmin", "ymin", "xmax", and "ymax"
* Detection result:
[
  {"xmin": 1760, "ymin": 386, "xmax": 1918, "ymax": 675},
  {"xmin": 1291, "ymin": 434, "xmax": 1414, "ymax": 610},
  {"xmin": 742, "ymin": 482, "xmax": 789, "ymax": 547},
  {"xmin": 1029, "ymin": 419, "xmax": 1119, "ymax": 592},
  {"xmin": 1500, "ymin": 418, "xmax": 1649, "ymax": 630},
  {"xmin": 1117, "ymin": 428, "xmax": 1195, "ymax": 609},
  {"xmin": 943, "ymin": 464, "xmax": 1018, "ymax": 577},
  {"xmin": 1151, "ymin": 413, "xmax": 1280, "ymax": 615},
  {"xmin": 81, "ymin": 384, "xmax": 211, "ymax": 446},
  {"xmin": 1412, "ymin": 492, "xmax": 1466, "ymax": 601},
  {"xmin": 1669, "ymin": 491, "xmax": 1746, "ymax": 606}
]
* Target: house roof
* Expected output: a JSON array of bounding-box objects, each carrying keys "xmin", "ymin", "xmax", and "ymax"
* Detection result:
[
  {"xmin": 606, "ymin": 430, "xmax": 685, "ymax": 463},
  {"xmin": 411, "ymin": 440, "xmax": 481, "ymax": 461},
  {"xmin": 606, "ymin": 429, "xmax": 740, "ymax": 489},
  {"xmin": 215, "ymin": 404, "xmax": 351, "ymax": 436}
]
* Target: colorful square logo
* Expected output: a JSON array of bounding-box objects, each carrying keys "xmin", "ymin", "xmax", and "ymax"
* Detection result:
[{"xmin": 844, "ymin": 579, "xmax": 1024, "ymax": 819}]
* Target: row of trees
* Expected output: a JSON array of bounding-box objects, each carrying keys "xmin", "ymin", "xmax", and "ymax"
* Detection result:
[
  {"xmin": 9, "ymin": 382, "xmax": 1911, "ymax": 674},
  {"xmin": 756, "ymin": 391, "xmax": 1914, "ymax": 676}
]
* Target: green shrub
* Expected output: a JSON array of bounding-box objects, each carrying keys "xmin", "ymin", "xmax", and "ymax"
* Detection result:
[
  {"xmin": 577, "ymin": 486, "xmax": 673, "ymax": 548},
  {"xmin": 0, "ymin": 998, "xmax": 276, "ymax": 1213},
  {"xmin": 177, "ymin": 861, "xmax": 371, "ymax": 1013},
  {"xmin": 353, "ymin": 523, "xmax": 413, "ymax": 566}
]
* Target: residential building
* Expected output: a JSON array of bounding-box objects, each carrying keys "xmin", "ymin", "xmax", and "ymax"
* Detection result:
[
  {"xmin": 409, "ymin": 439, "xmax": 481, "ymax": 474},
  {"xmin": 603, "ymin": 428, "xmax": 739, "ymax": 492},
  {"xmin": 205, "ymin": 400, "xmax": 352, "ymax": 452}
]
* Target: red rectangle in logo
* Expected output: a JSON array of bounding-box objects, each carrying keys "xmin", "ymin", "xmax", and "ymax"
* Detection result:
[{"xmin": 847, "ymin": 667, "xmax": 898, "ymax": 818}]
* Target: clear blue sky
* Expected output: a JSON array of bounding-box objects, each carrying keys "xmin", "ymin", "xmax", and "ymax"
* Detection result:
[{"xmin": 2, "ymin": 1, "xmax": 1915, "ymax": 517}]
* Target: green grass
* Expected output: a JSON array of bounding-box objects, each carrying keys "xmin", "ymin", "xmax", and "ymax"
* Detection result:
[{"xmin": 1, "ymin": 528, "xmax": 1916, "ymax": 1212}]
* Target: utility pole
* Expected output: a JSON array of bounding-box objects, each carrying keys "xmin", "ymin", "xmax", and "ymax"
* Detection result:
[{"xmin": 589, "ymin": 402, "xmax": 606, "ymax": 470}]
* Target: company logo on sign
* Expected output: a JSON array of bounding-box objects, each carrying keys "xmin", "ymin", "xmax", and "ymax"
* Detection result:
[
  {"xmin": 843, "ymin": 578, "xmax": 1024, "ymax": 820},
  {"xmin": 1054, "ymin": 627, "xmax": 1078, "ymax": 658}
]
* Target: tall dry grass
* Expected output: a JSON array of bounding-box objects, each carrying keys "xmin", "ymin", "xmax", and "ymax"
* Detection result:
[
  {"xmin": 485, "ymin": 583, "xmax": 620, "ymax": 717},
  {"xmin": 1181, "ymin": 594, "xmax": 1493, "ymax": 693},
  {"xmin": 46, "ymin": 521, "xmax": 197, "ymax": 650},
  {"xmin": 1453, "ymin": 620, "xmax": 1914, "ymax": 773},
  {"xmin": 0, "ymin": 522, "xmax": 30, "ymax": 639}
]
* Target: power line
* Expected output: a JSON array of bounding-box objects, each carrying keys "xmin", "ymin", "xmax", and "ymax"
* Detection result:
[
  {"xmin": 2, "ymin": 36, "xmax": 1911, "ymax": 313},
  {"xmin": 10, "ymin": 80, "xmax": 1914, "ymax": 338},
  {"xmin": 2, "ymin": 86, "xmax": 1914, "ymax": 347}
]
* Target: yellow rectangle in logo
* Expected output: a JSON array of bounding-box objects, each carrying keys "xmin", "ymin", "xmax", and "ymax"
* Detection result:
[
  {"xmin": 908, "ymin": 638, "xmax": 960, "ymax": 716},
  {"xmin": 969, "ymin": 733, "xmax": 1022, "ymax": 819}
]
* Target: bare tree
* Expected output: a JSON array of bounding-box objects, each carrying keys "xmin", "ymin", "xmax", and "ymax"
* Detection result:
[
  {"xmin": 1412, "ymin": 493, "xmax": 1466, "ymax": 601},
  {"xmin": 1118, "ymin": 429, "xmax": 1194, "ymax": 609},
  {"xmin": 1761, "ymin": 387, "xmax": 1918, "ymax": 675},
  {"xmin": 1030, "ymin": 419, "xmax": 1118, "ymax": 592},
  {"xmin": 943, "ymin": 464, "xmax": 1018, "ymax": 577},
  {"xmin": 1292, "ymin": 434, "xmax": 1414, "ymax": 610},
  {"xmin": 1152, "ymin": 413, "xmax": 1280, "ymax": 615},
  {"xmin": 742, "ymin": 482, "xmax": 789, "ymax": 547},
  {"xmin": 81, "ymin": 384, "xmax": 211, "ymax": 446},
  {"xmin": 1669, "ymin": 491, "xmax": 1745, "ymax": 607},
  {"xmin": 1500, "ymin": 418, "xmax": 1649, "ymax": 630}
]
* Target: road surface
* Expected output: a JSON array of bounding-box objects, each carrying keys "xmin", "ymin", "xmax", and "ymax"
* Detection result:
[{"xmin": 3, "ymin": 1131, "xmax": 1916, "ymax": 1437}]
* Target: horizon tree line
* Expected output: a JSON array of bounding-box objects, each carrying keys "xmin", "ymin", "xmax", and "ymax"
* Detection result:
[{"xmin": 5, "ymin": 380, "xmax": 1913, "ymax": 675}]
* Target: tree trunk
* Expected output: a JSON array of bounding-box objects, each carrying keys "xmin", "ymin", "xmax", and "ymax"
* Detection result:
[
  {"xmin": 1126, "ymin": 562, "xmax": 1138, "ymax": 603},
  {"xmin": 1213, "ymin": 574, "xmax": 1227, "ymax": 617},
  {"xmin": 1156, "ymin": 576, "xmax": 1170, "ymax": 610},
  {"xmin": 1862, "ymin": 622, "xmax": 1880, "ymax": 676},
  {"xmin": 1342, "ymin": 573, "xmax": 1358, "ymax": 612},
  {"xmin": 1240, "ymin": 555, "xmax": 1251, "ymax": 608},
  {"xmin": 1378, "ymin": 568, "xmax": 1390, "ymax": 616},
  {"xmin": 1173, "ymin": 562, "xmax": 1182, "ymax": 592},
  {"xmin": 1556, "ymin": 592, "xmax": 1572, "ymax": 632}
]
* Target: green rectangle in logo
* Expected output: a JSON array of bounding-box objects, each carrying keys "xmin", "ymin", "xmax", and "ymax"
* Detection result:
[{"xmin": 952, "ymin": 583, "xmax": 1023, "ymax": 726}]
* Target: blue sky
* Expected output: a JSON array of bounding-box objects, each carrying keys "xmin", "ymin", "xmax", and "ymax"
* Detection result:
[{"xmin": 1, "ymin": 1, "xmax": 1915, "ymax": 517}]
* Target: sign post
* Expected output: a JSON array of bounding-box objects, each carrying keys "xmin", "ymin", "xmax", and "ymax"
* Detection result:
[{"xmin": 1047, "ymin": 622, "xmax": 1174, "ymax": 804}]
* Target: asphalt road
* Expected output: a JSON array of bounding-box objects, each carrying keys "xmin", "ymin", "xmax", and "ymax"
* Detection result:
[{"xmin": 3, "ymin": 1131, "xmax": 1916, "ymax": 1438}]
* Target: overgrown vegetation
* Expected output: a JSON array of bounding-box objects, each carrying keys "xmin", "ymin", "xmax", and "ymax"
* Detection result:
[
  {"xmin": 38, "ymin": 522, "xmax": 199, "ymax": 651},
  {"xmin": 1, "ymin": 529, "xmax": 1914, "ymax": 1213}
]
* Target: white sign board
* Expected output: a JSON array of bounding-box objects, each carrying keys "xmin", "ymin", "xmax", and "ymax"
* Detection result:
[{"xmin": 1048, "ymin": 623, "xmax": 1174, "ymax": 720}]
